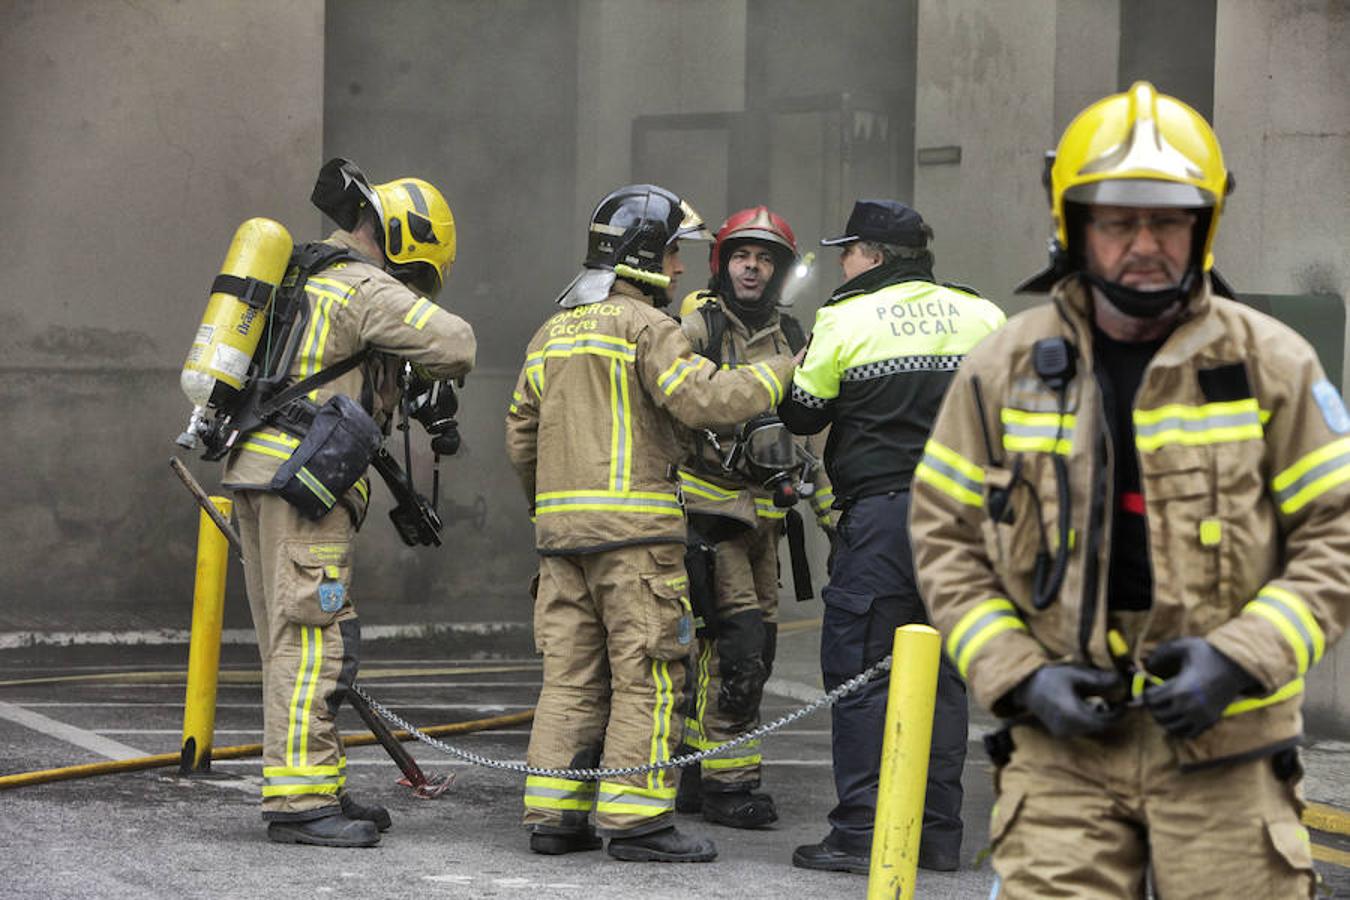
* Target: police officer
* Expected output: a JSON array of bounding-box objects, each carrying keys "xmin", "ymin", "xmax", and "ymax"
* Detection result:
[
  {"xmin": 781, "ymin": 200, "xmax": 1005, "ymax": 874},
  {"xmin": 910, "ymin": 82, "xmax": 1349, "ymax": 898},
  {"xmin": 223, "ymin": 160, "xmax": 476, "ymax": 846},
  {"xmin": 673, "ymin": 206, "xmax": 835, "ymax": 829},
  {"xmin": 505, "ymin": 185, "xmax": 795, "ymax": 862}
]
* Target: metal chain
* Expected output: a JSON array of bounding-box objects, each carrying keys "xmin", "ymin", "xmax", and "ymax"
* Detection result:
[{"xmin": 352, "ymin": 654, "xmax": 892, "ymax": 780}]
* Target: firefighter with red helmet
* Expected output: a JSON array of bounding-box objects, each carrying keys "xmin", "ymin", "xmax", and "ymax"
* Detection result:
[
  {"xmin": 506, "ymin": 186, "xmax": 796, "ymax": 862},
  {"xmin": 673, "ymin": 207, "xmax": 835, "ymax": 829}
]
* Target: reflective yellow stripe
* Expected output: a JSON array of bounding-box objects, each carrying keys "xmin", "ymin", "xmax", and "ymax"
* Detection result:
[
  {"xmin": 306, "ymin": 277, "xmax": 355, "ymax": 305},
  {"xmin": 692, "ymin": 641, "xmax": 713, "ymax": 738},
  {"xmin": 1223, "ymin": 677, "xmax": 1304, "ymax": 717},
  {"xmin": 1271, "ymin": 437, "xmax": 1350, "ymax": 515},
  {"xmin": 755, "ymin": 498, "xmax": 787, "ymax": 520},
  {"xmin": 648, "ymin": 659, "xmax": 676, "ymax": 791},
  {"xmin": 263, "ymin": 764, "xmax": 343, "ymax": 778},
  {"xmin": 1245, "ymin": 585, "xmax": 1325, "ymax": 675},
  {"xmin": 524, "ymin": 775, "xmax": 596, "ymax": 811},
  {"xmin": 946, "ymin": 598, "xmax": 1027, "ymax": 679},
  {"xmin": 295, "ymin": 467, "xmax": 336, "ymax": 509},
  {"xmin": 285, "ymin": 627, "xmax": 310, "ymax": 765},
  {"xmin": 749, "ymin": 362, "xmax": 783, "ymax": 405},
  {"xmin": 658, "ymin": 355, "xmax": 709, "ymax": 395},
  {"xmin": 1134, "ymin": 399, "xmax": 1264, "ymax": 452},
  {"xmin": 915, "ymin": 439, "xmax": 985, "ymax": 507},
  {"xmin": 679, "ymin": 471, "xmax": 738, "ymax": 502},
  {"xmin": 1001, "ymin": 408, "xmax": 1075, "ymax": 455},
  {"xmin": 608, "ymin": 359, "xmax": 633, "ymax": 492},
  {"xmin": 354, "ymin": 477, "xmax": 368, "ymax": 503},
  {"xmin": 240, "ymin": 436, "xmax": 297, "ymax": 462},
  {"xmin": 534, "ymin": 490, "xmax": 683, "ymax": 516},
  {"xmin": 703, "ymin": 753, "xmax": 762, "ymax": 770},
  {"xmin": 596, "ymin": 782, "xmax": 676, "ymax": 818}
]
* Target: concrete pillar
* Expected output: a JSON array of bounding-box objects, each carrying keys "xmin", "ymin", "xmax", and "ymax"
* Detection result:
[{"xmin": 1214, "ymin": 0, "xmax": 1350, "ymax": 738}]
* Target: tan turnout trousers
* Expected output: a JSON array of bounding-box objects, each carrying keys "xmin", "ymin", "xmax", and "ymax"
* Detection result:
[
  {"xmin": 523, "ymin": 542, "xmax": 694, "ymax": 837},
  {"xmin": 991, "ymin": 709, "xmax": 1316, "ymax": 899},
  {"xmin": 686, "ymin": 518, "xmax": 780, "ymax": 790},
  {"xmin": 236, "ymin": 489, "xmax": 361, "ymax": 821}
]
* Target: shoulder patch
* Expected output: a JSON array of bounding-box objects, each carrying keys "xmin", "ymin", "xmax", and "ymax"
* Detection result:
[{"xmin": 1312, "ymin": 379, "xmax": 1350, "ymax": 434}]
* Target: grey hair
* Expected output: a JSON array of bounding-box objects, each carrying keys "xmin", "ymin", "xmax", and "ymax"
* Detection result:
[{"xmin": 858, "ymin": 238, "xmax": 933, "ymax": 266}]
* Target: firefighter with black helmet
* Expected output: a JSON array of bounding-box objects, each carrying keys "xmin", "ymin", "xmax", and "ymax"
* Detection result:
[
  {"xmin": 672, "ymin": 207, "xmax": 835, "ymax": 829},
  {"xmin": 911, "ymin": 82, "xmax": 1347, "ymax": 896},
  {"xmin": 221, "ymin": 159, "xmax": 476, "ymax": 847},
  {"xmin": 506, "ymin": 185, "xmax": 796, "ymax": 862}
]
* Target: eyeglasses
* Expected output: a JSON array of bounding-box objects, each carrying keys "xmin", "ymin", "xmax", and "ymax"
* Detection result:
[{"xmin": 1088, "ymin": 211, "xmax": 1198, "ymax": 241}]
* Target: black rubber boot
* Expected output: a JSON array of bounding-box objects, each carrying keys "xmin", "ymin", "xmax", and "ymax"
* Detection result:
[
  {"xmin": 529, "ymin": 826, "xmax": 603, "ymax": 855},
  {"xmin": 266, "ymin": 812, "xmax": 380, "ymax": 848},
  {"xmin": 339, "ymin": 793, "xmax": 392, "ymax": 832},
  {"xmin": 701, "ymin": 789, "xmax": 778, "ymax": 829},
  {"xmin": 674, "ymin": 754, "xmax": 703, "ymax": 814},
  {"xmin": 607, "ymin": 826, "xmax": 718, "ymax": 863}
]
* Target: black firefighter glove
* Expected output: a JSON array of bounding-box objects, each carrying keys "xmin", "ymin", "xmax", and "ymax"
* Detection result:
[
  {"xmin": 1013, "ymin": 664, "xmax": 1124, "ymax": 738},
  {"xmin": 1142, "ymin": 637, "xmax": 1259, "ymax": 739}
]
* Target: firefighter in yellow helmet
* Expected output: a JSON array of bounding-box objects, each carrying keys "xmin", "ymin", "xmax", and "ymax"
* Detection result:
[
  {"xmin": 910, "ymin": 82, "xmax": 1345, "ymax": 896},
  {"xmin": 671, "ymin": 207, "xmax": 836, "ymax": 829},
  {"xmin": 223, "ymin": 158, "xmax": 475, "ymax": 847},
  {"xmin": 505, "ymin": 185, "xmax": 795, "ymax": 861}
]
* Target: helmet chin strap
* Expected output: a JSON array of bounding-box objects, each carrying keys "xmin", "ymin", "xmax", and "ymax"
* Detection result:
[{"xmin": 1082, "ymin": 266, "xmax": 1198, "ymax": 319}]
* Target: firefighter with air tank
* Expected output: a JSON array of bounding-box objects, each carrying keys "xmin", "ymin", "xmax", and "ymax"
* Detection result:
[{"xmin": 177, "ymin": 158, "xmax": 475, "ymax": 847}]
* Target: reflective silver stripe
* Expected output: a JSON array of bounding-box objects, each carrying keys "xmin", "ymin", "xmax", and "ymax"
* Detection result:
[
  {"xmin": 1134, "ymin": 410, "xmax": 1261, "ymax": 441},
  {"xmin": 263, "ymin": 774, "xmax": 341, "ymax": 787},
  {"xmin": 918, "ymin": 452, "xmax": 983, "ymax": 499},
  {"xmin": 1273, "ymin": 450, "xmax": 1350, "ymax": 512},
  {"xmin": 659, "ymin": 357, "xmax": 702, "ymax": 394},
  {"xmin": 402, "ymin": 180, "xmax": 428, "ymax": 213},
  {"xmin": 534, "ymin": 493, "xmax": 682, "ymax": 512},
  {"xmin": 524, "ymin": 784, "xmax": 595, "ymax": 801},
  {"xmin": 949, "ymin": 604, "xmax": 1023, "ymax": 672},
  {"xmin": 595, "ymin": 789, "xmax": 673, "ymax": 810},
  {"xmin": 790, "ymin": 383, "xmax": 829, "ymax": 409},
  {"xmin": 840, "ymin": 354, "xmax": 964, "ymax": 382},
  {"xmin": 1002, "ymin": 420, "xmax": 1075, "ymax": 442}
]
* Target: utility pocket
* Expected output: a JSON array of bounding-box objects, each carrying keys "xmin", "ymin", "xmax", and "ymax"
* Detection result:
[
  {"xmin": 270, "ymin": 395, "xmax": 383, "ymax": 521},
  {"xmin": 980, "ymin": 464, "xmax": 1043, "ymax": 590},
  {"xmin": 643, "ymin": 572, "xmax": 695, "ymax": 660},
  {"xmin": 1140, "ymin": 453, "xmax": 1219, "ymax": 628},
  {"xmin": 988, "ymin": 785, "xmax": 1027, "ymax": 853},
  {"xmin": 820, "ymin": 585, "xmax": 874, "ymax": 682},
  {"xmin": 278, "ymin": 540, "xmax": 352, "ymax": 626},
  {"xmin": 1264, "ymin": 819, "xmax": 1315, "ymax": 889}
]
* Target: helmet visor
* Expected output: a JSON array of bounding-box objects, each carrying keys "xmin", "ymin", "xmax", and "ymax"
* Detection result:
[{"xmin": 1066, "ymin": 178, "xmax": 1214, "ymax": 208}]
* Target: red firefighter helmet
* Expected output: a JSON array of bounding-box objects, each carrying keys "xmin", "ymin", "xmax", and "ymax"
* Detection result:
[{"xmin": 710, "ymin": 206, "xmax": 799, "ymax": 277}]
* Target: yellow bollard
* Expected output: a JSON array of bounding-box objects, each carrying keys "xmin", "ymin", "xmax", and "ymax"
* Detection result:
[
  {"xmin": 179, "ymin": 495, "xmax": 232, "ymax": 774},
  {"xmin": 868, "ymin": 624, "xmax": 942, "ymax": 900}
]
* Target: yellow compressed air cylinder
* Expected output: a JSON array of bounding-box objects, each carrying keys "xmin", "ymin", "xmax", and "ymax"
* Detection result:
[
  {"xmin": 180, "ymin": 217, "xmax": 293, "ymax": 407},
  {"xmin": 868, "ymin": 624, "xmax": 942, "ymax": 900},
  {"xmin": 180, "ymin": 496, "xmax": 232, "ymax": 774}
]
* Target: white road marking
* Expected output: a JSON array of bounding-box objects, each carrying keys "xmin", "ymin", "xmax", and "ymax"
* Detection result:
[{"xmin": 0, "ymin": 700, "xmax": 149, "ymax": 760}]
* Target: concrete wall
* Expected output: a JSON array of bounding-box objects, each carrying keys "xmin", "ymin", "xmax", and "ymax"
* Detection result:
[
  {"xmin": 0, "ymin": 1, "xmax": 324, "ymax": 636},
  {"xmin": 912, "ymin": 1, "xmax": 1107, "ymax": 310},
  {"xmin": 1213, "ymin": 0, "xmax": 1350, "ymax": 737}
]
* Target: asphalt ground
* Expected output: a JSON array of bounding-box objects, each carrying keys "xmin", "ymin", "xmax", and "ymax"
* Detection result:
[{"xmin": 1, "ymin": 621, "xmax": 1347, "ymax": 899}]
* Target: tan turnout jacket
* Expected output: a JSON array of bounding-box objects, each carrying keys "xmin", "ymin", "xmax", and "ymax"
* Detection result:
[
  {"xmin": 506, "ymin": 280, "xmax": 794, "ymax": 555},
  {"xmin": 910, "ymin": 276, "xmax": 1350, "ymax": 767},
  {"xmin": 222, "ymin": 231, "xmax": 476, "ymax": 498}
]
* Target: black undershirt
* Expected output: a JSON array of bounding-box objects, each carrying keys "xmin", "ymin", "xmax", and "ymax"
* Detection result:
[{"xmin": 1093, "ymin": 325, "xmax": 1165, "ymax": 611}]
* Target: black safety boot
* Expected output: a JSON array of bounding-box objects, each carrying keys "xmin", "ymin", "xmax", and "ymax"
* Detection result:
[
  {"xmin": 607, "ymin": 826, "xmax": 718, "ymax": 863},
  {"xmin": 339, "ymin": 792, "xmax": 392, "ymax": 832},
  {"xmin": 674, "ymin": 755, "xmax": 703, "ymax": 814},
  {"xmin": 529, "ymin": 826, "xmax": 603, "ymax": 855},
  {"xmin": 791, "ymin": 840, "xmax": 868, "ymax": 874},
  {"xmin": 267, "ymin": 812, "xmax": 380, "ymax": 848},
  {"xmin": 701, "ymin": 789, "xmax": 778, "ymax": 828}
]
